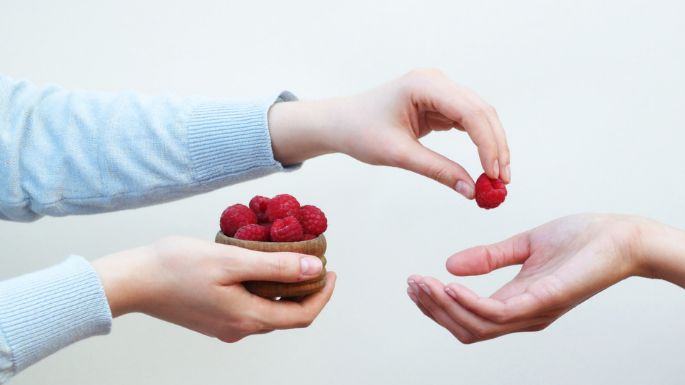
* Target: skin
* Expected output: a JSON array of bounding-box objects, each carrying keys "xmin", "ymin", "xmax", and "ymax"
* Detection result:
[
  {"xmin": 406, "ymin": 214, "xmax": 685, "ymax": 344},
  {"xmin": 93, "ymin": 68, "xmax": 510, "ymax": 342}
]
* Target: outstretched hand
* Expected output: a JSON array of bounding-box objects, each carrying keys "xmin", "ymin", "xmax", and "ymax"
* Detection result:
[{"xmin": 407, "ymin": 214, "xmax": 654, "ymax": 343}]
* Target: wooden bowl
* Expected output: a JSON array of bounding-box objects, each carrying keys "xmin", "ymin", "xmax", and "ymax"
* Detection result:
[{"xmin": 215, "ymin": 231, "xmax": 327, "ymax": 298}]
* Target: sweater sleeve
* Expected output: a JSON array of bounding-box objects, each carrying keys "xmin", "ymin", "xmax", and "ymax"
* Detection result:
[
  {"xmin": 0, "ymin": 256, "xmax": 112, "ymax": 383},
  {"xmin": 0, "ymin": 75, "xmax": 298, "ymax": 222}
]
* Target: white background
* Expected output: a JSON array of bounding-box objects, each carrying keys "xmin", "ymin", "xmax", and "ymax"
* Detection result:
[{"xmin": 1, "ymin": 0, "xmax": 684, "ymax": 384}]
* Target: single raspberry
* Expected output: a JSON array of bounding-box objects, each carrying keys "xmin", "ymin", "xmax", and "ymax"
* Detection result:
[
  {"xmin": 302, "ymin": 233, "xmax": 317, "ymax": 241},
  {"xmin": 475, "ymin": 173, "xmax": 507, "ymax": 209},
  {"xmin": 270, "ymin": 216, "xmax": 304, "ymax": 242},
  {"xmin": 266, "ymin": 194, "xmax": 300, "ymax": 221},
  {"xmin": 234, "ymin": 224, "xmax": 270, "ymax": 241},
  {"xmin": 298, "ymin": 205, "xmax": 328, "ymax": 236},
  {"xmin": 220, "ymin": 204, "xmax": 257, "ymax": 236},
  {"xmin": 249, "ymin": 195, "xmax": 271, "ymax": 223}
]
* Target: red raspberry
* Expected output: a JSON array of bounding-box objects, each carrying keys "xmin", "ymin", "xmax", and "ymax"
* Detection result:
[
  {"xmin": 475, "ymin": 173, "xmax": 507, "ymax": 209},
  {"xmin": 266, "ymin": 194, "xmax": 300, "ymax": 221},
  {"xmin": 270, "ymin": 216, "xmax": 304, "ymax": 242},
  {"xmin": 249, "ymin": 195, "xmax": 271, "ymax": 223},
  {"xmin": 302, "ymin": 233, "xmax": 317, "ymax": 241},
  {"xmin": 234, "ymin": 224, "xmax": 270, "ymax": 241},
  {"xmin": 261, "ymin": 223, "xmax": 273, "ymax": 241},
  {"xmin": 220, "ymin": 204, "xmax": 257, "ymax": 236},
  {"xmin": 298, "ymin": 205, "xmax": 327, "ymax": 236}
]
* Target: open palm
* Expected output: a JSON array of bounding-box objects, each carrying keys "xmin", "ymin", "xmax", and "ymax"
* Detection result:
[{"xmin": 407, "ymin": 214, "xmax": 642, "ymax": 343}]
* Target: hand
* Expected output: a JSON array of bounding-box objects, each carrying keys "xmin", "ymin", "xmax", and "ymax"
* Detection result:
[
  {"xmin": 406, "ymin": 214, "xmax": 682, "ymax": 343},
  {"xmin": 92, "ymin": 237, "xmax": 336, "ymax": 343},
  {"xmin": 268, "ymin": 68, "xmax": 510, "ymax": 199}
]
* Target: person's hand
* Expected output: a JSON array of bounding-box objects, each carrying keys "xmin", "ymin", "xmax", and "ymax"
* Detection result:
[
  {"xmin": 406, "ymin": 214, "xmax": 685, "ymax": 343},
  {"xmin": 92, "ymin": 237, "xmax": 336, "ymax": 343},
  {"xmin": 268, "ymin": 68, "xmax": 510, "ymax": 199}
]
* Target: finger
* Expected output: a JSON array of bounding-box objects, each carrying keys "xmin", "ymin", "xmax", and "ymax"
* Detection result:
[
  {"xmin": 226, "ymin": 249, "xmax": 324, "ymax": 283},
  {"xmin": 421, "ymin": 277, "xmax": 551, "ymax": 342},
  {"xmin": 430, "ymin": 87, "xmax": 500, "ymax": 179},
  {"xmin": 395, "ymin": 140, "xmax": 476, "ymax": 199},
  {"xmin": 446, "ymin": 232, "xmax": 531, "ymax": 276},
  {"xmin": 487, "ymin": 110, "xmax": 511, "ymax": 183},
  {"xmin": 257, "ymin": 272, "xmax": 337, "ymax": 330},
  {"xmin": 407, "ymin": 286, "xmax": 433, "ymax": 320},
  {"xmin": 445, "ymin": 282, "xmax": 543, "ymax": 324},
  {"xmin": 414, "ymin": 279, "xmax": 474, "ymax": 343}
]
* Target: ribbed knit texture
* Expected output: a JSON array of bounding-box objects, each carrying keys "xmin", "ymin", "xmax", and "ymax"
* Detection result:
[
  {"xmin": 0, "ymin": 256, "xmax": 112, "ymax": 380},
  {"xmin": 187, "ymin": 90, "xmax": 299, "ymax": 183},
  {"xmin": 188, "ymin": 100, "xmax": 280, "ymax": 182}
]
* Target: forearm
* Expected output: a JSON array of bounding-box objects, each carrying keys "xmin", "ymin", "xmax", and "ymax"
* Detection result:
[
  {"xmin": 0, "ymin": 257, "xmax": 111, "ymax": 381},
  {"xmin": 635, "ymin": 218, "xmax": 685, "ymax": 288},
  {"xmin": 0, "ymin": 75, "xmax": 293, "ymax": 221}
]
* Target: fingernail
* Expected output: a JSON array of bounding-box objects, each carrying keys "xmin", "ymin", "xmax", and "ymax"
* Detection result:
[
  {"xmin": 409, "ymin": 281, "xmax": 419, "ymax": 293},
  {"xmin": 455, "ymin": 180, "xmax": 474, "ymax": 199},
  {"xmin": 503, "ymin": 165, "xmax": 511, "ymax": 182},
  {"xmin": 300, "ymin": 256, "xmax": 322, "ymax": 275},
  {"xmin": 419, "ymin": 283, "xmax": 431, "ymax": 295},
  {"xmin": 407, "ymin": 287, "xmax": 418, "ymax": 302},
  {"xmin": 444, "ymin": 287, "xmax": 458, "ymax": 300},
  {"xmin": 492, "ymin": 159, "xmax": 500, "ymax": 178}
]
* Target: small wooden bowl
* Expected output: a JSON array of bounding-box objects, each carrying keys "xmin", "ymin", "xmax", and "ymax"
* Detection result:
[{"xmin": 215, "ymin": 231, "xmax": 327, "ymax": 298}]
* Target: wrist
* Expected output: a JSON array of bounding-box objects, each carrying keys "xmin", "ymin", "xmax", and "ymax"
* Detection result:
[
  {"xmin": 267, "ymin": 99, "xmax": 342, "ymax": 165},
  {"xmin": 632, "ymin": 217, "xmax": 685, "ymax": 285},
  {"xmin": 91, "ymin": 246, "xmax": 153, "ymax": 317}
]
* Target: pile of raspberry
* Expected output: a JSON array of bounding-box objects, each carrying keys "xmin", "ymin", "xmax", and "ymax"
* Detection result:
[{"xmin": 220, "ymin": 194, "xmax": 328, "ymax": 242}]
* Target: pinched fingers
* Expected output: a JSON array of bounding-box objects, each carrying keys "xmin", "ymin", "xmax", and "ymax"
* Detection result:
[{"xmin": 406, "ymin": 69, "xmax": 510, "ymax": 182}]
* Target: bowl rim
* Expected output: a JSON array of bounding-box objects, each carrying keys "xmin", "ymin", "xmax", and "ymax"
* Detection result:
[{"xmin": 215, "ymin": 231, "xmax": 326, "ymax": 246}]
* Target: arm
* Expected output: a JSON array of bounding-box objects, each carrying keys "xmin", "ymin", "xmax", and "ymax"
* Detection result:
[
  {"xmin": 0, "ymin": 75, "xmax": 294, "ymax": 221},
  {"xmin": 406, "ymin": 214, "xmax": 685, "ymax": 343},
  {"xmin": 1, "ymin": 69, "xmax": 510, "ymax": 221},
  {"xmin": 0, "ymin": 238, "xmax": 334, "ymax": 382}
]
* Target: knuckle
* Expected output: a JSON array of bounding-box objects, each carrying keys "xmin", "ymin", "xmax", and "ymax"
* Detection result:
[
  {"xmin": 428, "ymin": 166, "xmax": 452, "ymax": 184},
  {"xmin": 492, "ymin": 310, "xmax": 512, "ymax": 324},
  {"xmin": 471, "ymin": 324, "xmax": 491, "ymax": 339},
  {"xmin": 406, "ymin": 67, "xmax": 443, "ymax": 80},
  {"xmin": 459, "ymin": 335, "xmax": 476, "ymax": 344},
  {"xmin": 295, "ymin": 317, "xmax": 314, "ymax": 328},
  {"xmin": 218, "ymin": 334, "xmax": 242, "ymax": 343}
]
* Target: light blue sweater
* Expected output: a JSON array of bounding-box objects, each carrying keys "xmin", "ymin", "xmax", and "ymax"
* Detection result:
[{"xmin": 0, "ymin": 75, "xmax": 296, "ymax": 382}]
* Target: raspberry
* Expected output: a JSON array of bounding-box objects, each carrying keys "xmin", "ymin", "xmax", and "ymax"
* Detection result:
[
  {"xmin": 302, "ymin": 233, "xmax": 317, "ymax": 241},
  {"xmin": 249, "ymin": 195, "xmax": 271, "ymax": 222},
  {"xmin": 261, "ymin": 223, "xmax": 273, "ymax": 241},
  {"xmin": 220, "ymin": 204, "xmax": 257, "ymax": 236},
  {"xmin": 266, "ymin": 194, "xmax": 300, "ymax": 221},
  {"xmin": 234, "ymin": 224, "xmax": 270, "ymax": 241},
  {"xmin": 475, "ymin": 173, "xmax": 507, "ymax": 209},
  {"xmin": 270, "ymin": 216, "xmax": 304, "ymax": 242},
  {"xmin": 298, "ymin": 205, "xmax": 328, "ymax": 236}
]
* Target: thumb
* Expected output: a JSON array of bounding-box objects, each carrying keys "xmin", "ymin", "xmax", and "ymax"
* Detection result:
[
  {"xmin": 227, "ymin": 250, "xmax": 323, "ymax": 283},
  {"xmin": 397, "ymin": 141, "xmax": 475, "ymax": 199},
  {"xmin": 446, "ymin": 232, "xmax": 531, "ymax": 276}
]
